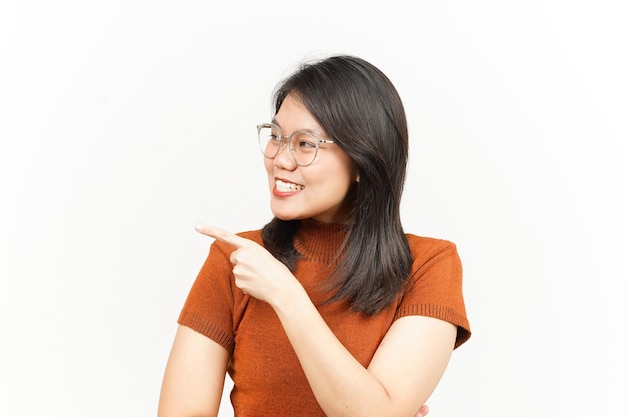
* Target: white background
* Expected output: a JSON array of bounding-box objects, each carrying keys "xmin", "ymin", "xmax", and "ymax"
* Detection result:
[{"xmin": 1, "ymin": 1, "xmax": 624, "ymax": 416}]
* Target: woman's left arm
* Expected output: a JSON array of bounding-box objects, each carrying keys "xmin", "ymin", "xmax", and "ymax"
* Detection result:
[
  {"xmin": 196, "ymin": 224, "xmax": 457, "ymax": 417},
  {"xmin": 273, "ymin": 287, "xmax": 456, "ymax": 417}
]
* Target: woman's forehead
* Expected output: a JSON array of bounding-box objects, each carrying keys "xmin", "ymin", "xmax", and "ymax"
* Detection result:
[{"xmin": 273, "ymin": 95, "xmax": 326, "ymax": 135}]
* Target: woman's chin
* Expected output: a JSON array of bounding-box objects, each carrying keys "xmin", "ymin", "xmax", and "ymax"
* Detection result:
[
  {"xmin": 272, "ymin": 212, "xmax": 303, "ymax": 221},
  {"xmin": 270, "ymin": 207, "xmax": 308, "ymax": 221}
]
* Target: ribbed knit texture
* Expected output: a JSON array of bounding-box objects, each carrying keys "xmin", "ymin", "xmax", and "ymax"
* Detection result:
[
  {"xmin": 178, "ymin": 219, "xmax": 470, "ymax": 417},
  {"xmin": 294, "ymin": 219, "xmax": 347, "ymax": 264}
]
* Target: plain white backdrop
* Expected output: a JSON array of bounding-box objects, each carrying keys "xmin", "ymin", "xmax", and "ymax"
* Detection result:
[{"xmin": 1, "ymin": 1, "xmax": 624, "ymax": 416}]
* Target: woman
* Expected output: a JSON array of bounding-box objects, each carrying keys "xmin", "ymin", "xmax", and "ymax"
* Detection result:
[{"xmin": 158, "ymin": 55, "xmax": 470, "ymax": 417}]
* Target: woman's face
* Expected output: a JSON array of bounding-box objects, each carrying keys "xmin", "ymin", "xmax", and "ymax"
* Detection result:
[{"xmin": 264, "ymin": 94, "xmax": 359, "ymax": 223}]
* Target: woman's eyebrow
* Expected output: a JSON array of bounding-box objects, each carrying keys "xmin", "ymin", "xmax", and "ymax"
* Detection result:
[{"xmin": 270, "ymin": 117, "xmax": 330, "ymax": 139}]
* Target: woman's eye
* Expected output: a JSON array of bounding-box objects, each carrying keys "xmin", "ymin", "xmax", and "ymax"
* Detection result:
[
  {"xmin": 295, "ymin": 133, "xmax": 317, "ymax": 149},
  {"xmin": 298, "ymin": 140, "xmax": 316, "ymax": 149}
]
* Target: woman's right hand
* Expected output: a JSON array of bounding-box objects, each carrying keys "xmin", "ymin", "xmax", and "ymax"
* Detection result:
[{"xmin": 194, "ymin": 223, "xmax": 303, "ymax": 307}]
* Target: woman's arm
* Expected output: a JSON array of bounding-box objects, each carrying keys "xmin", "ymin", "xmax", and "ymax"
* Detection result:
[
  {"xmin": 274, "ymin": 284, "xmax": 456, "ymax": 417},
  {"xmin": 197, "ymin": 224, "xmax": 457, "ymax": 417},
  {"xmin": 158, "ymin": 325, "xmax": 230, "ymax": 417}
]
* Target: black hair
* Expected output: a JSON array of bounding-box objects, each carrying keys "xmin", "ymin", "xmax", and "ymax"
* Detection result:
[{"xmin": 262, "ymin": 55, "xmax": 412, "ymax": 315}]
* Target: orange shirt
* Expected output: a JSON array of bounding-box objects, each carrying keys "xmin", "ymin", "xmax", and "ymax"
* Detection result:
[{"xmin": 179, "ymin": 219, "xmax": 470, "ymax": 416}]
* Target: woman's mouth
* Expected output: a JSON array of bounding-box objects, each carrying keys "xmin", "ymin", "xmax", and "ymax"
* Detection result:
[{"xmin": 275, "ymin": 179, "xmax": 304, "ymax": 192}]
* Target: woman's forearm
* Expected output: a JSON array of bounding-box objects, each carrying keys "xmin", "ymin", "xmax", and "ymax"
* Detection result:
[{"xmin": 271, "ymin": 287, "xmax": 402, "ymax": 417}]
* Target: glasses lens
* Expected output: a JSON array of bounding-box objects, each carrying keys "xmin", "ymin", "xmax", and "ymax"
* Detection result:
[
  {"xmin": 258, "ymin": 125, "xmax": 280, "ymax": 158},
  {"xmin": 258, "ymin": 125, "xmax": 321, "ymax": 166},
  {"xmin": 290, "ymin": 132, "xmax": 319, "ymax": 166}
]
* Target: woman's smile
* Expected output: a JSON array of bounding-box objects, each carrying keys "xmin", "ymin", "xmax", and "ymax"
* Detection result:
[{"xmin": 274, "ymin": 178, "xmax": 305, "ymax": 194}]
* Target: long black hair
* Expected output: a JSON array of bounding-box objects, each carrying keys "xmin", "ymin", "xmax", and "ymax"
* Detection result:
[{"xmin": 262, "ymin": 55, "xmax": 412, "ymax": 315}]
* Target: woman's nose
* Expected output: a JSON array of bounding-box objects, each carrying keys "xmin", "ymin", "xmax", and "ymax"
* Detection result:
[{"xmin": 273, "ymin": 139, "xmax": 297, "ymax": 170}]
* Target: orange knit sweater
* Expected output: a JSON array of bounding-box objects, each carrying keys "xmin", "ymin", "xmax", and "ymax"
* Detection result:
[{"xmin": 178, "ymin": 219, "xmax": 470, "ymax": 417}]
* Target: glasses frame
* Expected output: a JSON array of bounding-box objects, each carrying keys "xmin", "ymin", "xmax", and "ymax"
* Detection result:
[{"xmin": 257, "ymin": 122, "xmax": 335, "ymax": 167}]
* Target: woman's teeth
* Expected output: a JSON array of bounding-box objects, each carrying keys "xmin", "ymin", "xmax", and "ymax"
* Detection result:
[{"xmin": 276, "ymin": 179, "xmax": 304, "ymax": 191}]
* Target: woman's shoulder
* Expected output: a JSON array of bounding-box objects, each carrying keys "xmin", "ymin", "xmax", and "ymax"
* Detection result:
[
  {"xmin": 404, "ymin": 233, "xmax": 459, "ymax": 264},
  {"xmin": 404, "ymin": 233, "xmax": 457, "ymax": 249}
]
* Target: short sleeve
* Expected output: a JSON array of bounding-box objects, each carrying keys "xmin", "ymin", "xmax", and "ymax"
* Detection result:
[
  {"xmin": 178, "ymin": 241, "xmax": 237, "ymax": 353},
  {"xmin": 395, "ymin": 236, "xmax": 471, "ymax": 348}
]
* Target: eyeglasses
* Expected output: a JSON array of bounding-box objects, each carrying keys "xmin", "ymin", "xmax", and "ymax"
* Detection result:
[{"xmin": 257, "ymin": 123, "xmax": 335, "ymax": 167}]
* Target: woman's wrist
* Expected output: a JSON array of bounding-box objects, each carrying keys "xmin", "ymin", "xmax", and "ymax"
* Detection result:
[{"xmin": 270, "ymin": 278, "xmax": 309, "ymax": 317}]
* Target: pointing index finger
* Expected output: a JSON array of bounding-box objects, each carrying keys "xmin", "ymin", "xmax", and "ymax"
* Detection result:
[{"xmin": 194, "ymin": 223, "xmax": 248, "ymax": 249}]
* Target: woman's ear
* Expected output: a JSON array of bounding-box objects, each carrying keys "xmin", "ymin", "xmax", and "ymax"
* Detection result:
[{"xmin": 351, "ymin": 162, "xmax": 360, "ymax": 183}]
